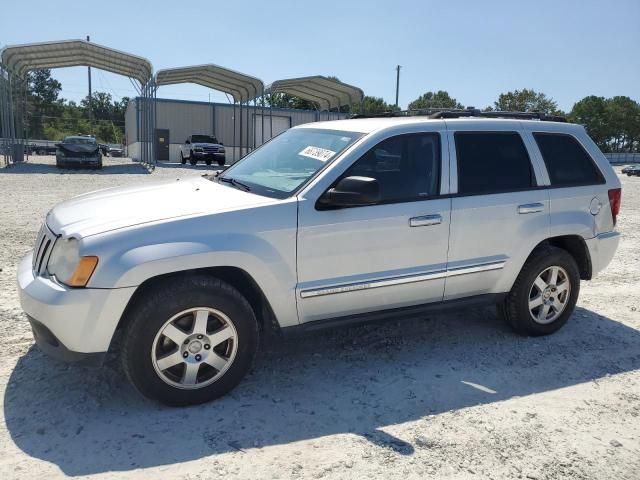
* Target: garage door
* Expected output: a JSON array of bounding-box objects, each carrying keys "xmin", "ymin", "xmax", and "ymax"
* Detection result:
[{"xmin": 253, "ymin": 115, "xmax": 291, "ymax": 146}]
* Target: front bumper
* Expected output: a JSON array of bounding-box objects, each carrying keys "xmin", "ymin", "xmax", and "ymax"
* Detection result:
[
  {"xmin": 17, "ymin": 253, "xmax": 136, "ymax": 362},
  {"xmin": 585, "ymin": 231, "xmax": 620, "ymax": 276},
  {"xmin": 193, "ymin": 151, "xmax": 225, "ymax": 158},
  {"xmin": 57, "ymin": 155, "xmax": 101, "ymax": 166}
]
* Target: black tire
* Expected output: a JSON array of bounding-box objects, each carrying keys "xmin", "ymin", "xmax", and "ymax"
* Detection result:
[
  {"xmin": 205, "ymin": 159, "xmax": 212, "ymax": 166},
  {"xmin": 501, "ymin": 246, "xmax": 580, "ymax": 336},
  {"xmin": 180, "ymin": 152, "xmax": 186, "ymax": 164},
  {"xmin": 217, "ymin": 158, "xmax": 225, "ymax": 167},
  {"xmin": 121, "ymin": 275, "xmax": 259, "ymax": 406},
  {"xmin": 189, "ymin": 152, "xmax": 197, "ymax": 166}
]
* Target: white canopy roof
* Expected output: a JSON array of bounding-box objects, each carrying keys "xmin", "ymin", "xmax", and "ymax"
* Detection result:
[
  {"xmin": 0, "ymin": 39, "xmax": 153, "ymax": 84},
  {"xmin": 155, "ymin": 64, "xmax": 264, "ymax": 103},
  {"xmin": 266, "ymin": 76, "xmax": 364, "ymax": 110}
]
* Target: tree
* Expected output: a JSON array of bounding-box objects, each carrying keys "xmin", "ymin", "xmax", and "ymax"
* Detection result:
[
  {"xmin": 493, "ymin": 88, "xmax": 559, "ymax": 114},
  {"xmin": 266, "ymin": 92, "xmax": 317, "ymax": 111},
  {"xmin": 569, "ymin": 96, "xmax": 610, "ymax": 150},
  {"xmin": 408, "ymin": 90, "xmax": 463, "ymax": 110},
  {"xmin": 350, "ymin": 96, "xmax": 399, "ymax": 115},
  {"xmin": 26, "ymin": 69, "xmax": 63, "ymax": 138}
]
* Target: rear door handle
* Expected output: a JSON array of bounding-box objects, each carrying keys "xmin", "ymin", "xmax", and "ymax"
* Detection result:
[
  {"xmin": 410, "ymin": 214, "xmax": 442, "ymax": 227},
  {"xmin": 518, "ymin": 203, "xmax": 545, "ymax": 214}
]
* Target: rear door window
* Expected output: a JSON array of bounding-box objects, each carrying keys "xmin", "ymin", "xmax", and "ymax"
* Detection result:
[
  {"xmin": 533, "ymin": 133, "xmax": 604, "ymax": 186},
  {"xmin": 455, "ymin": 132, "xmax": 535, "ymax": 195}
]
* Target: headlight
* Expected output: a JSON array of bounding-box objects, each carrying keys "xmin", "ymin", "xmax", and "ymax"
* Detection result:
[
  {"xmin": 57, "ymin": 149, "xmax": 65, "ymax": 157},
  {"xmin": 48, "ymin": 237, "xmax": 98, "ymax": 287},
  {"xmin": 219, "ymin": 147, "xmax": 225, "ymax": 152}
]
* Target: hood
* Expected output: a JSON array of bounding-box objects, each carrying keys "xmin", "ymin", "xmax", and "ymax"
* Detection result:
[
  {"xmin": 47, "ymin": 176, "xmax": 275, "ymax": 238},
  {"xmin": 58, "ymin": 143, "xmax": 100, "ymax": 154}
]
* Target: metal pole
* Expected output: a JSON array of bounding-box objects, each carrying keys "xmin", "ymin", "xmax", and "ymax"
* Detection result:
[
  {"xmin": 269, "ymin": 93, "xmax": 273, "ymax": 139},
  {"xmin": 261, "ymin": 88, "xmax": 264, "ymax": 147},
  {"xmin": 233, "ymin": 102, "xmax": 237, "ymax": 163},
  {"xmin": 239, "ymin": 101, "xmax": 243, "ymax": 158},
  {"xmin": 395, "ymin": 64, "xmax": 401, "ymax": 108},
  {"xmin": 87, "ymin": 35, "xmax": 94, "ymax": 136}
]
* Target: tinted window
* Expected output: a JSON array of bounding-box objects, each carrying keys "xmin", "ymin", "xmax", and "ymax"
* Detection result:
[
  {"xmin": 533, "ymin": 133, "xmax": 604, "ymax": 186},
  {"xmin": 455, "ymin": 132, "xmax": 534, "ymax": 195},
  {"xmin": 341, "ymin": 133, "xmax": 441, "ymax": 203}
]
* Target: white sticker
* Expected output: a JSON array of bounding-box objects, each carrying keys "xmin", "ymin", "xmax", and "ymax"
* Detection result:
[{"xmin": 298, "ymin": 146, "xmax": 336, "ymax": 162}]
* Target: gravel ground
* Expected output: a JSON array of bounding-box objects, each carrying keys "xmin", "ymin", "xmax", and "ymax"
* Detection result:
[{"xmin": 0, "ymin": 156, "xmax": 638, "ymax": 480}]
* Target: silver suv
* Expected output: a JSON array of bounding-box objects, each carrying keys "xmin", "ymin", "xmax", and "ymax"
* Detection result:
[{"xmin": 18, "ymin": 112, "xmax": 622, "ymax": 406}]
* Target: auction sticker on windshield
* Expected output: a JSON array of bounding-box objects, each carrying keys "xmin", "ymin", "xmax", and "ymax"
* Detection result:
[{"xmin": 298, "ymin": 146, "xmax": 336, "ymax": 162}]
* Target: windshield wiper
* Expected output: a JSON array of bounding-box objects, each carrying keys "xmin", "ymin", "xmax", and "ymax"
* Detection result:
[{"xmin": 218, "ymin": 176, "xmax": 251, "ymax": 191}]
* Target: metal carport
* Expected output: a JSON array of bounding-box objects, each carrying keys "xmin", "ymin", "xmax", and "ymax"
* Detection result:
[
  {"xmin": 155, "ymin": 65, "xmax": 264, "ymax": 162},
  {"xmin": 0, "ymin": 39, "xmax": 154, "ymax": 165},
  {"xmin": 265, "ymin": 75, "xmax": 364, "ymax": 121}
]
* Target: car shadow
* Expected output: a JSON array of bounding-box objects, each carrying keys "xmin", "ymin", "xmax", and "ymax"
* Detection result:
[
  {"xmin": 154, "ymin": 161, "xmax": 227, "ymax": 171},
  {"xmin": 4, "ymin": 306, "xmax": 640, "ymax": 475},
  {"xmin": 0, "ymin": 159, "xmax": 149, "ymax": 175}
]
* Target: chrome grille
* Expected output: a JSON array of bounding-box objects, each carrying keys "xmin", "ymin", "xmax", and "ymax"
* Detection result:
[
  {"xmin": 202, "ymin": 146, "xmax": 219, "ymax": 153},
  {"xmin": 32, "ymin": 224, "xmax": 57, "ymax": 276}
]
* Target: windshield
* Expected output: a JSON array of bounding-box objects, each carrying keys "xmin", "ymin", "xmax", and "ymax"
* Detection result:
[
  {"xmin": 220, "ymin": 128, "xmax": 363, "ymax": 198},
  {"xmin": 192, "ymin": 135, "xmax": 218, "ymax": 144},
  {"xmin": 63, "ymin": 136, "xmax": 96, "ymax": 145}
]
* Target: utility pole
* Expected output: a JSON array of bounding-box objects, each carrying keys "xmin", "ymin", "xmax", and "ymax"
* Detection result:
[
  {"xmin": 395, "ymin": 65, "xmax": 401, "ymax": 108},
  {"xmin": 87, "ymin": 35, "xmax": 93, "ymax": 135}
]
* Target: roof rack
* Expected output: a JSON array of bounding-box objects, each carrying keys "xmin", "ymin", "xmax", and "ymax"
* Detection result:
[{"xmin": 350, "ymin": 107, "xmax": 567, "ymax": 123}]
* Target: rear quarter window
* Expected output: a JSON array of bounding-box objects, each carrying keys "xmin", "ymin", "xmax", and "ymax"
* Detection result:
[{"xmin": 533, "ymin": 133, "xmax": 605, "ymax": 187}]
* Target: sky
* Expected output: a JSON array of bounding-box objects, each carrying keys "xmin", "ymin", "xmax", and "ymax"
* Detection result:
[{"xmin": 1, "ymin": 0, "xmax": 638, "ymax": 111}]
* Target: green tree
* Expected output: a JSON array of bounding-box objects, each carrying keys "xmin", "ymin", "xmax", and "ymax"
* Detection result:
[
  {"xmin": 605, "ymin": 96, "xmax": 640, "ymax": 153},
  {"xmin": 266, "ymin": 93, "xmax": 316, "ymax": 111},
  {"xmin": 350, "ymin": 96, "xmax": 399, "ymax": 115},
  {"xmin": 26, "ymin": 69, "xmax": 63, "ymax": 138},
  {"xmin": 493, "ymin": 88, "xmax": 559, "ymax": 114},
  {"xmin": 408, "ymin": 90, "xmax": 464, "ymax": 110},
  {"xmin": 569, "ymin": 96, "xmax": 610, "ymax": 150}
]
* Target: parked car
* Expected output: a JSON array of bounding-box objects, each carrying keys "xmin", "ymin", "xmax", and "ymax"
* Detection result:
[
  {"xmin": 180, "ymin": 134, "xmax": 225, "ymax": 166},
  {"xmin": 18, "ymin": 113, "xmax": 621, "ymax": 406},
  {"xmin": 624, "ymin": 165, "xmax": 640, "ymax": 176},
  {"xmin": 55, "ymin": 135, "xmax": 103, "ymax": 169},
  {"xmin": 108, "ymin": 145, "xmax": 124, "ymax": 157}
]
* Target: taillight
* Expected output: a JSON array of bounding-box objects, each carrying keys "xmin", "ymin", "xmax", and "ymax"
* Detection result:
[{"xmin": 608, "ymin": 188, "xmax": 621, "ymax": 226}]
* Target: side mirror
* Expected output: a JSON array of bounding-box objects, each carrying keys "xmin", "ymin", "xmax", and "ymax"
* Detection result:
[
  {"xmin": 185, "ymin": 140, "xmax": 191, "ymax": 144},
  {"xmin": 220, "ymin": 142, "xmax": 224, "ymax": 145},
  {"xmin": 318, "ymin": 176, "xmax": 381, "ymax": 208},
  {"xmin": 54, "ymin": 143, "xmax": 62, "ymax": 148}
]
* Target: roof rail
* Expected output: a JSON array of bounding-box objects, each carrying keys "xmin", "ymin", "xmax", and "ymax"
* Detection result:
[{"xmin": 350, "ymin": 107, "xmax": 567, "ymax": 122}]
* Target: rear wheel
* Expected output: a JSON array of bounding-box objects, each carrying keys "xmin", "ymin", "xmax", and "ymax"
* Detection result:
[
  {"xmin": 189, "ymin": 151, "xmax": 197, "ymax": 166},
  {"xmin": 180, "ymin": 152, "xmax": 186, "ymax": 164},
  {"xmin": 501, "ymin": 246, "xmax": 580, "ymax": 336},
  {"xmin": 121, "ymin": 275, "xmax": 259, "ymax": 406}
]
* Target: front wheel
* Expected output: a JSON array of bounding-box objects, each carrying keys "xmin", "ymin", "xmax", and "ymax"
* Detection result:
[
  {"xmin": 501, "ymin": 246, "xmax": 580, "ymax": 336},
  {"xmin": 217, "ymin": 158, "xmax": 225, "ymax": 166},
  {"xmin": 121, "ymin": 275, "xmax": 258, "ymax": 406},
  {"xmin": 180, "ymin": 152, "xmax": 186, "ymax": 164}
]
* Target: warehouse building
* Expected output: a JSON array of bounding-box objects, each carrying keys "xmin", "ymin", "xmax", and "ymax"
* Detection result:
[{"xmin": 125, "ymin": 97, "xmax": 348, "ymax": 164}]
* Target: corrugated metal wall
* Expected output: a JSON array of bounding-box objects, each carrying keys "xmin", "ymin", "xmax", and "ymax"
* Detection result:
[{"xmin": 125, "ymin": 97, "xmax": 347, "ymax": 160}]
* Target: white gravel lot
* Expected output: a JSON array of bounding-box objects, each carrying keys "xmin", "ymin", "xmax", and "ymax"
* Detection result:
[{"xmin": 0, "ymin": 156, "xmax": 638, "ymax": 480}]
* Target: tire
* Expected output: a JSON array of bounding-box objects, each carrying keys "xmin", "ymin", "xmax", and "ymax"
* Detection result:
[
  {"xmin": 501, "ymin": 246, "xmax": 580, "ymax": 336},
  {"xmin": 180, "ymin": 152, "xmax": 186, "ymax": 164},
  {"xmin": 217, "ymin": 158, "xmax": 225, "ymax": 167},
  {"xmin": 205, "ymin": 159, "xmax": 212, "ymax": 166},
  {"xmin": 189, "ymin": 152, "xmax": 197, "ymax": 166},
  {"xmin": 121, "ymin": 275, "xmax": 259, "ymax": 406}
]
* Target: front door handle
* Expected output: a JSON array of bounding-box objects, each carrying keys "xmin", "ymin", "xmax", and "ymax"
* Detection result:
[
  {"xmin": 410, "ymin": 214, "xmax": 442, "ymax": 227},
  {"xmin": 518, "ymin": 203, "xmax": 545, "ymax": 214}
]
